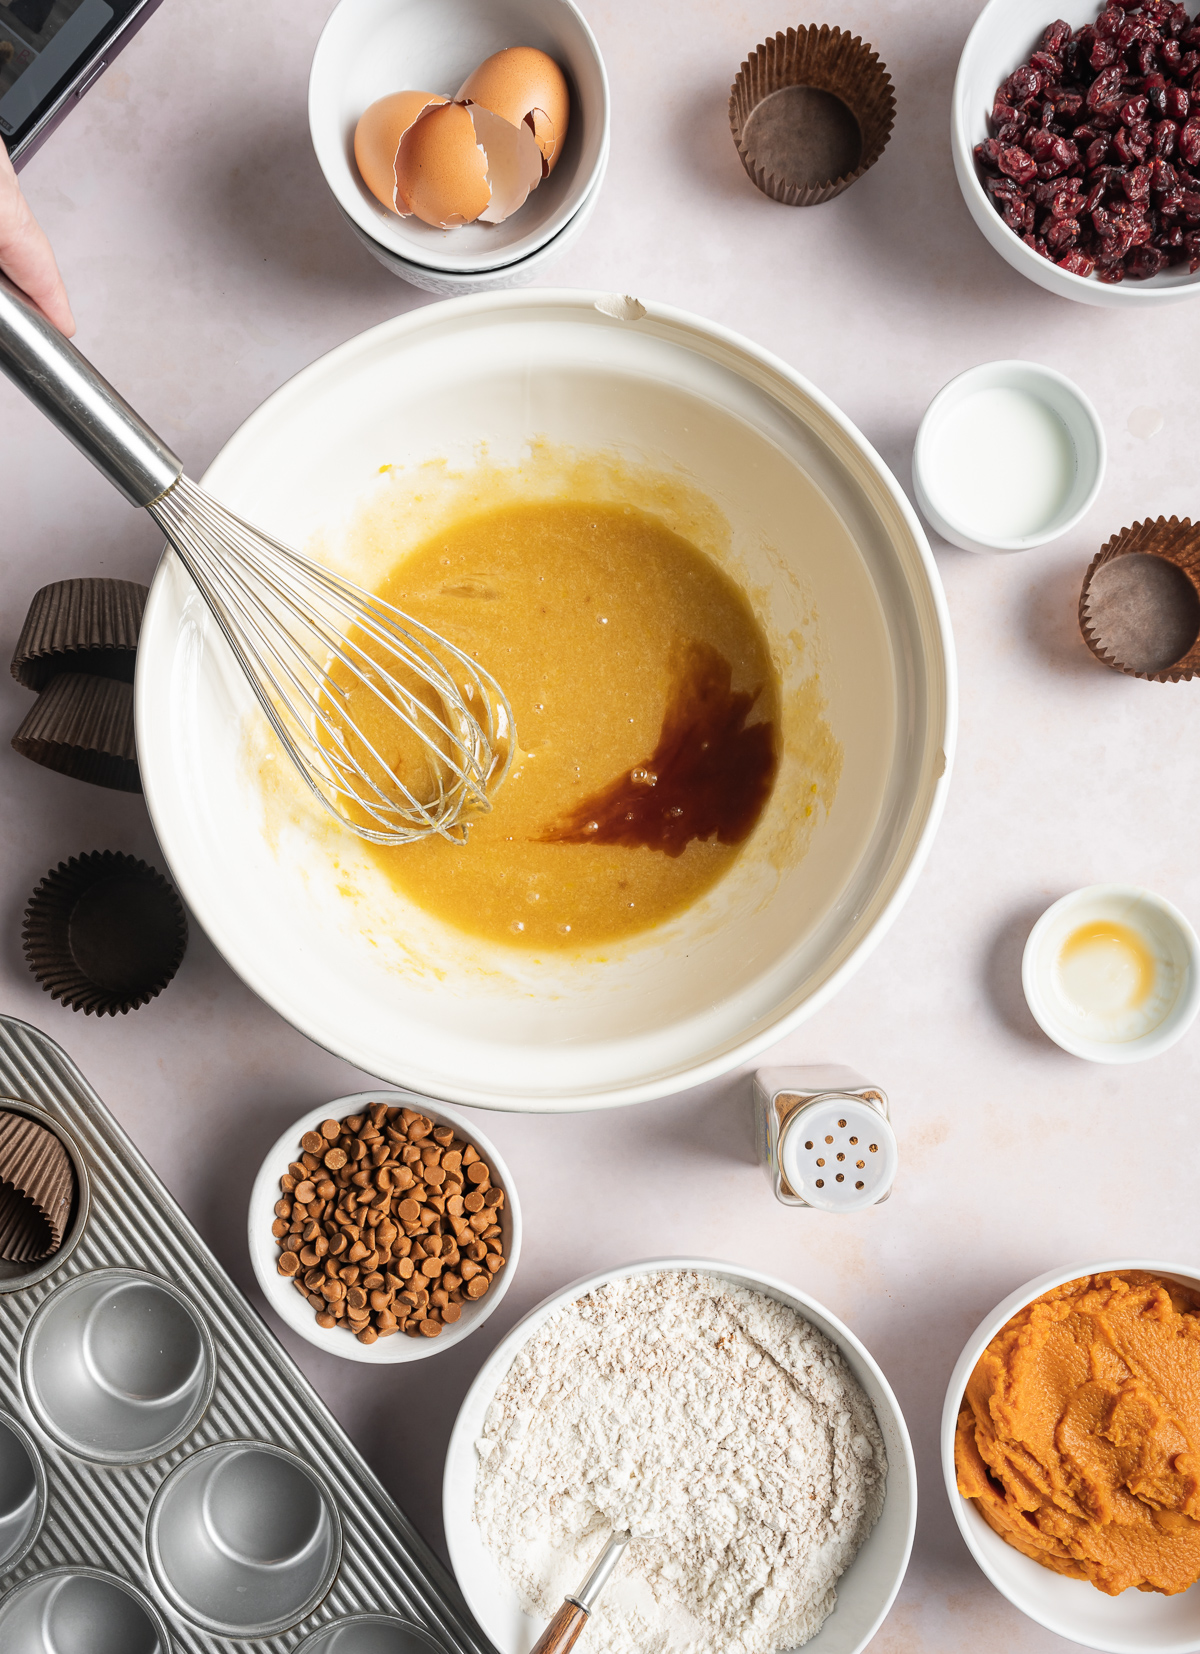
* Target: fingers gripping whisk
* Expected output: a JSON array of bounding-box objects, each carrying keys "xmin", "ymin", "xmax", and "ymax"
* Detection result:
[{"xmin": 148, "ymin": 477, "xmax": 514, "ymax": 845}]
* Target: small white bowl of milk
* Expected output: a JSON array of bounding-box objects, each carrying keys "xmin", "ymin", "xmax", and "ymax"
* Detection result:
[
  {"xmin": 912, "ymin": 360, "xmax": 1106, "ymax": 554},
  {"xmin": 1023, "ymin": 885, "xmax": 1200, "ymax": 1063}
]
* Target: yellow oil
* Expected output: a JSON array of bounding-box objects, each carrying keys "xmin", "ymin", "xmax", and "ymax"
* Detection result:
[{"xmin": 1057, "ymin": 919, "xmax": 1156, "ymax": 1019}]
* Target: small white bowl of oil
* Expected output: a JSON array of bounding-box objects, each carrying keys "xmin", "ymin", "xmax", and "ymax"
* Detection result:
[
  {"xmin": 912, "ymin": 360, "xmax": 1105, "ymax": 555},
  {"xmin": 1022, "ymin": 885, "xmax": 1200, "ymax": 1063}
]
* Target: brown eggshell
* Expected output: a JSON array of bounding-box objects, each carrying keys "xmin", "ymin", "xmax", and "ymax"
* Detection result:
[
  {"xmin": 354, "ymin": 91, "xmax": 448, "ymax": 212},
  {"xmin": 395, "ymin": 101, "xmax": 492, "ymax": 228},
  {"xmin": 469, "ymin": 104, "xmax": 545, "ymax": 223},
  {"xmin": 457, "ymin": 47, "xmax": 570, "ymax": 174}
]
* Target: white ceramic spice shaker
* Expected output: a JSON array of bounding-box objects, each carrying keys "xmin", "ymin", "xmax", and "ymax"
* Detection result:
[{"xmin": 753, "ymin": 1066, "xmax": 897, "ymax": 1212}]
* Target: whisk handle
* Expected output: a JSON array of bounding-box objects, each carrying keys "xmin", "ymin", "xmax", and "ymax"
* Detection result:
[{"xmin": 0, "ymin": 270, "xmax": 182, "ymax": 508}]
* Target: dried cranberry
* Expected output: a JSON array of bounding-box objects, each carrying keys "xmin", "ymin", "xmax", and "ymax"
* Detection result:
[
  {"xmin": 1058, "ymin": 248, "xmax": 1097, "ymax": 274},
  {"xmin": 1030, "ymin": 50, "xmax": 1064, "ymax": 79},
  {"xmin": 1087, "ymin": 133, "xmax": 1112, "ymax": 167},
  {"xmin": 1180, "ymin": 187, "xmax": 1200, "ymax": 217},
  {"xmin": 1123, "ymin": 161, "xmax": 1152, "ymax": 198},
  {"xmin": 1050, "ymin": 87, "xmax": 1085, "ymax": 119},
  {"xmin": 1180, "ymin": 114, "xmax": 1200, "ymax": 163},
  {"xmin": 1126, "ymin": 242, "xmax": 1169, "ymax": 274},
  {"xmin": 1043, "ymin": 19, "xmax": 1072, "ymax": 52},
  {"xmin": 1089, "ymin": 63, "xmax": 1126, "ymax": 105},
  {"xmin": 1046, "ymin": 215, "xmax": 1082, "ymax": 247},
  {"xmin": 999, "ymin": 145, "xmax": 1039, "ymax": 182},
  {"xmin": 1154, "ymin": 118, "xmax": 1178, "ymax": 155},
  {"xmin": 1151, "ymin": 155, "xmax": 1180, "ymax": 190},
  {"xmin": 993, "ymin": 98, "xmax": 1021, "ymax": 127},
  {"xmin": 1096, "ymin": 257, "xmax": 1127, "ymax": 280},
  {"xmin": 1160, "ymin": 36, "xmax": 1183, "ymax": 68},
  {"xmin": 1167, "ymin": 84, "xmax": 1190, "ymax": 118}
]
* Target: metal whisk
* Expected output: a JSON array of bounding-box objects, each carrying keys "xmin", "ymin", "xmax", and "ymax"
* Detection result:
[{"xmin": 0, "ymin": 273, "xmax": 513, "ymax": 844}]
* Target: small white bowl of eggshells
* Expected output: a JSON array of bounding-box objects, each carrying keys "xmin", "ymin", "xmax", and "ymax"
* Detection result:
[{"xmin": 309, "ymin": 0, "xmax": 610, "ymax": 292}]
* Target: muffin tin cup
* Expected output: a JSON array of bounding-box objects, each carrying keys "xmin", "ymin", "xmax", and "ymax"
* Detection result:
[
  {"xmin": 0, "ymin": 1411, "xmax": 46, "ymax": 1577},
  {"xmin": 0, "ymin": 1099, "xmax": 89, "ymax": 1293},
  {"xmin": 0, "ymin": 1565, "xmax": 172, "ymax": 1654},
  {"xmin": 298, "ymin": 1614, "xmax": 453, "ymax": 1653},
  {"xmin": 730, "ymin": 25, "xmax": 895, "ymax": 207},
  {"xmin": 21, "ymin": 1269, "xmax": 216, "ymax": 1465},
  {"xmin": 148, "ymin": 1441, "xmax": 342, "ymax": 1637},
  {"xmin": 10, "ymin": 577, "xmax": 146, "ymax": 692},
  {"xmin": 1080, "ymin": 517, "xmax": 1200, "ymax": 681}
]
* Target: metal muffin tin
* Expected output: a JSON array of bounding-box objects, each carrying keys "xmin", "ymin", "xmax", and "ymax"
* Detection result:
[{"xmin": 0, "ymin": 1013, "xmax": 493, "ymax": 1654}]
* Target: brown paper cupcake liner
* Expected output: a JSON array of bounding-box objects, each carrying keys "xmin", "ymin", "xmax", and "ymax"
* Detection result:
[
  {"xmin": 0, "ymin": 1109, "xmax": 75, "ymax": 1261},
  {"xmin": 730, "ymin": 25, "xmax": 895, "ymax": 207},
  {"xmin": 1079, "ymin": 517, "xmax": 1200, "ymax": 682},
  {"xmin": 11, "ymin": 671, "xmax": 141, "ymax": 793},
  {"xmin": 11, "ymin": 577, "xmax": 147, "ymax": 692},
  {"xmin": 23, "ymin": 851, "xmax": 188, "ymax": 1016}
]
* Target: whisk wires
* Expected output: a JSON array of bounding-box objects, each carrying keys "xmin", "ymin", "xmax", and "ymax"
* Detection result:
[{"xmin": 148, "ymin": 476, "xmax": 514, "ymax": 845}]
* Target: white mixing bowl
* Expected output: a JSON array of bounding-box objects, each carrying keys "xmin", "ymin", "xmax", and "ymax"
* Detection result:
[
  {"xmin": 943, "ymin": 1259, "xmax": 1200, "ymax": 1652},
  {"xmin": 135, "ymin": 291, "xmax": 954, "ymax": 1110},
  {"xmin": 443, "ymin": 1257, "xmax": 917, "ymax": 1654}
]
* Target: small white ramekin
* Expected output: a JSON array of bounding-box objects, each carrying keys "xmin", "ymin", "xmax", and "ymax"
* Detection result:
[
  {"xmin": 943, "ymin": 1259, "xmax": 1200, "ymax": 1653},
  {"xmin": 912, "ymin": 359, "xmax": 1105, "ymax": 554},
  {"xmin": 248, "ymin": 1091, "xmax": 520, "ymax": 1364},
  {"xmin": 309, "ymin": 0, "xmax": 609, "ymax": 277},
  {"xmin": 1022, "ymin": 884, "xmax": 1200, "ymax": 1063},
  {"xmin": 444, "ymin": 1257, "xmax": 916, "ymax": 1654}
]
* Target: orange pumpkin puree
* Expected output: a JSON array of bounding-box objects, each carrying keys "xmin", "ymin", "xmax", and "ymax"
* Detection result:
[{"xmin": 955, "ymin": 1272, "xmax": 1200, "ymax": 1596}]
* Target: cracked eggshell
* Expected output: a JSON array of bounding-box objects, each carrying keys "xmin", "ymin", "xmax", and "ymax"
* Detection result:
[
  {"xmin": 457, "ymin": 46, "xmax": 570, "ymax": 175},
  {"xmin": 354, "ymin": 91, "xmax": 448, "ymax": 212},
  {"xmin": 394, "ymin": 100, "xmax": 491, "ymax": 228},
  {"xmin": 468, "ymin": 104, "xmax": 545, "ymax": 224}
]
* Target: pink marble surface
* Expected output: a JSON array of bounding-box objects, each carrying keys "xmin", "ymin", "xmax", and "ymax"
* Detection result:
[{"xmin": 2, "ymin": 1, "xmax": 1199, "ymax": 1650}]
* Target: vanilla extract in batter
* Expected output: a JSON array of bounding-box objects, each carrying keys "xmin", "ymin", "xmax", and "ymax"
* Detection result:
[{"xmin": 348, "ymin": 499, "xmax": 783, "ymax": 951}]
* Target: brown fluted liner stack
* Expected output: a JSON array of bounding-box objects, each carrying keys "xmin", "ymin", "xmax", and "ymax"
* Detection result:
[
  {"xmin": 10, "ymin": 577, "xmax": 147, "ymax": 690},
  {"xmin": 0, "ymin": 1109, "xmax": 75, "ymax": 1262},
  {"xmin": 730, "ymin": 26, "xmax": 895, "ymax": 207},
  {"xmin": 11, "ymin": 672, "xmax": 140, "ymax": 791},
  {"xmin": 9, "ymin": 577, "xmax": 145, "ymax": 791},
  {"xmin": 1079, "ymin": 517, "xmax": 1200, "ymax": 682},
  {"xmin": 23, "ymin": 851, "xmax": 188, "ymax": 1016}
]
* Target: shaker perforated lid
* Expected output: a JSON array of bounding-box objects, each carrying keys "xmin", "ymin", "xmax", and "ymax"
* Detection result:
[{"xmin": 780, "ymin": 1094, "xmax": 897, "ymax": 1213}]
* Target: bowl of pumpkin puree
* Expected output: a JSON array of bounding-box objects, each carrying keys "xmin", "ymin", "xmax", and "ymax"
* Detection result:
[{"xmin": 943, "ymin": 1263, "xmax": 1200, "ymax": 1653}]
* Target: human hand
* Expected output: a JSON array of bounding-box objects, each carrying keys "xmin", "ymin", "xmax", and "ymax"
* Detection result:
[{"xmin": 0, "ymin": 140, "xmax": 74, "ymax": 334}]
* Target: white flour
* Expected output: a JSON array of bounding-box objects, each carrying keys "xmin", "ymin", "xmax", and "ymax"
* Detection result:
[{"xmin": 473, "ymin": 1270, "xmax": 886, "ymax": 1654}]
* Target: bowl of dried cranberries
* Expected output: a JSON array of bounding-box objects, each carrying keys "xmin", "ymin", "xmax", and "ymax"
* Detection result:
[{"xmin": 953, "ymin": 0, "xmax": 1200, "ymax": 304}]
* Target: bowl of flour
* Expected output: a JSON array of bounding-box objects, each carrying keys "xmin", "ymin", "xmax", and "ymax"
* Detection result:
[{"xmin": 443, "ymin": 1260, "xmax": 916, "ymax": 1654}]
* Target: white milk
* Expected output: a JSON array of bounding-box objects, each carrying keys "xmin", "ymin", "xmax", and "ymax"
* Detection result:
[{"xmin": 929, "ymin": 387, "xmax": 1076, "ymax": 540}]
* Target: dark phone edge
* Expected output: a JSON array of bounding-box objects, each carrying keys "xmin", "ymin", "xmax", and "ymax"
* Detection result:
[{"xmin": 6, "ymin": 0, "xmax": 165, "ymax": 171}]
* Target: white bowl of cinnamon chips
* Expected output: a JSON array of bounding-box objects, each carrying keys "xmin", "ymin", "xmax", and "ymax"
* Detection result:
[{"xmin": 248, "ymin": 1091, "xmax": 521, "ymax": 1363}]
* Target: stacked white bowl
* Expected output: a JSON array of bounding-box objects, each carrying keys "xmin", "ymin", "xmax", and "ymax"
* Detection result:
[{"xmin": 309, "ymin": 0, "xmax": 609, "ymax": 294}]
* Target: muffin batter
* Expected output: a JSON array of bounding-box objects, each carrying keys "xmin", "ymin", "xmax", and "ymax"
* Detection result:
[
  {"xmin": 956, "ymin": 1271, "xmax": 1200, "ymax": 1596},
  {"xmin": 346, "ymin": 499, "xmax": 782, "ymax": 950}
]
